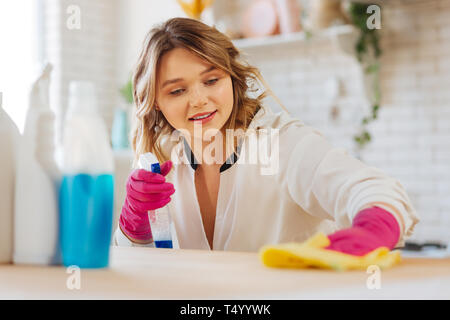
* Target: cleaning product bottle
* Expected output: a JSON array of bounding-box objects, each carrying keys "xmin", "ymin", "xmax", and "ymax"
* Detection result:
[
  {"xmin": 59, "ymin": 81, "xmax": 114, "ymax": 268},
  {"xmin": 111, "ymin": 105, "xmax": 130, "ymax": 150},
  {"xmin": 0, "ymin": 92, "xmax": 20, "ymax": 264},
  {"xmin": 13, "ymin": 63, "xmax": 62, "ymax": 265},
  {"xmin": 138, "ymin": 152, "xmax": 173, "ymax": 248}
]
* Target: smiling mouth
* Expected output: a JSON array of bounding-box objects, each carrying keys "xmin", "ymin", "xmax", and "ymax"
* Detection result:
[{"xmin": 189, "ymin": 110, "xmax": 217, "ymax": 121}]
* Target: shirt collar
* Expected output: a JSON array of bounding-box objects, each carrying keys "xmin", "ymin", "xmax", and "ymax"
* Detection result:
[{"xmin": 182, "ymin": 136, "xmax": 242, "ymax": 173}]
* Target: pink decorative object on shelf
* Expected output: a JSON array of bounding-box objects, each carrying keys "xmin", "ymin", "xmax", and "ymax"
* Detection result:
[{"xmin": 241, "ymin": 0, "xmax": 280, "ymax": 38}]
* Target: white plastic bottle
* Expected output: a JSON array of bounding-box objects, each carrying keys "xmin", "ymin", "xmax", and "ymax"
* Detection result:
[
  {"xmin": 13, "ymin": 64, "xmax": 62, "ymax": 265},
  {"xmin": 0, "ymin": 92, "xmax": 20, "ymax": 264},
  {"xmin": 59, "ymin": 81, "xmax": 115, "ymax": 268}
]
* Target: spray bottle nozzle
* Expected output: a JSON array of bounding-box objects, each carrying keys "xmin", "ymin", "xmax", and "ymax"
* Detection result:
[{"xmin": 138, "ymin": 152, "xmax": 160, "ymax": 173}]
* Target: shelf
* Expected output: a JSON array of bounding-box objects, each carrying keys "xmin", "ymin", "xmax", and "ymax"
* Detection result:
[{"xmin": 232, "ymin": 24, "xmax": 359, "ymax": 52}]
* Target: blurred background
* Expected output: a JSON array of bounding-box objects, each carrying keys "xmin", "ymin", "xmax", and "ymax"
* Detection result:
[{"xmin": 1, "ymin": 0, "xmax": 449, "ymax": 247}]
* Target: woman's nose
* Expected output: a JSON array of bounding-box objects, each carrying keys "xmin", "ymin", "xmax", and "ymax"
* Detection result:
[{"xmin": 189, "ymin": 84, "xmax": 208, "ymax": 108}]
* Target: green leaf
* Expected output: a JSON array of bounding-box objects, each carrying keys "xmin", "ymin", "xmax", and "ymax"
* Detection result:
[
  {"xmin": 372, "ymin": 104, "xmax": 380, "ymax": 118},
  {"xmin": 365, "ymin": 63, "xmax": 379, "ymax": 74},
  {"xmin": 120, "ymin": 79, "xmax": 134, "ymax": 104},
  {"xmin": 304, "ymin": 30, "xmax": 313, "ymax": 40}
]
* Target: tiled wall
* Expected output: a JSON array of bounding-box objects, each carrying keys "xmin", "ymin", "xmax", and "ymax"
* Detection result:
[{"xmin": 232, "ymin": 0, "xmax": 450, "ymax": 244}]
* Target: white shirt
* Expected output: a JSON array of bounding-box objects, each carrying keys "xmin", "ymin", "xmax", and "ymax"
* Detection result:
[{"xmin": 114, "ymin": 105, "xmax": 419, "ymax": 252}]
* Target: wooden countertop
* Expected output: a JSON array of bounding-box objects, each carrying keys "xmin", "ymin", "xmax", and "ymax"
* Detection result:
[{"xmin": 1, "ymin": 246, "xmax": 450, "ymax": 299}]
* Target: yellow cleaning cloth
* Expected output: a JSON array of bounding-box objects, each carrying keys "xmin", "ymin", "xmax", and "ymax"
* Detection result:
[{"xmin": 259, "ymin": 232, "xmax": 401, "ymax": 271}]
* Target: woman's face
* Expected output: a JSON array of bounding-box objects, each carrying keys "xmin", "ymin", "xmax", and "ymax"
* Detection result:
[{"xmin": 155, "ymin": 48, "xmax": 234, "ymax": 140}]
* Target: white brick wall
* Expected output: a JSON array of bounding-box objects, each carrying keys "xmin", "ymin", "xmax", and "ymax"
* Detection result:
[{"xmin": 230, "ymin": 0, "xmax": 450, "ymax": 244}]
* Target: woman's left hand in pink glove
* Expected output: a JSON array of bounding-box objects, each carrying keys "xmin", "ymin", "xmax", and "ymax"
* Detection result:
[{"xmin": 325, "ymin": 206, "xmax": 401, "ymax": 256}]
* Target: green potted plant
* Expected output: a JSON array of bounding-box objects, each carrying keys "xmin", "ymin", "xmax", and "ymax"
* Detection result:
[{"xmin": 347, "ymin": 2, "xmax": 382, "ymax": 150}]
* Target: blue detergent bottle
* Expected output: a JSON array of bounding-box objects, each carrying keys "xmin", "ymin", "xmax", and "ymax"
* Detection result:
[
  {"xmin": 59, "ymin": 81, "xmax": 115, "ymax": 268},
  {"xmin": 138, "ymin": 153, "xmax": 173, "ymax": 248}
]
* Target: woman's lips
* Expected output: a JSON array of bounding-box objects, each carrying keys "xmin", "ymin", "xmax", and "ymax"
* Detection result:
[{"xmin": 189, "ymin": 110, "xmax": 217, "ymax": 124}]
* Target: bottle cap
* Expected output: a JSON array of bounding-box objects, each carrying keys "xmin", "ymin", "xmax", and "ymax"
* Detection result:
[{"xmin": 67, "ymin": 81, "xmax": 99, "ymax": 116}]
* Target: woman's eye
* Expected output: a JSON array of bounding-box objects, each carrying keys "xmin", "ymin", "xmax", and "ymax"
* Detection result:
[
  {"xmin": 205, "ymin": 78, "xmax": 218, "ymax": 85},
  {"xmin": 169, "ymin": 79, "xmax": 218, "ymax": 96},
  {"xmin": 169, "ymin": 89, "xmax": 184, "ymax": 96}
]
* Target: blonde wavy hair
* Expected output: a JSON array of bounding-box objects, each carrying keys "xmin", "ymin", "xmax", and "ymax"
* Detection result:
[{"xmin": 131, "ymin": 17, "xmax": 287, "ymax": 166}]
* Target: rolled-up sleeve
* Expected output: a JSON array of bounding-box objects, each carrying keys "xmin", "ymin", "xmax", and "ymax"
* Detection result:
[{"xmin": 284, "ymin": 124, "xmax": 420, "ymax": 247}]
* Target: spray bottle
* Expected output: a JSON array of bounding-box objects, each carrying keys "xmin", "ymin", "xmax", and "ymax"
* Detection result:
[
  {"xmin": 13, "ymin": 63, "xmax": 62, "ymax": 265},
  {"xmin": 0, "ymin": 92, "xmax": 20, "ymax": 263},
  {"xmin": 59, "ymin": 81, "xmax": 114, "ymax": 268},
  {"xmin": 138, "ymin": 152, "xmax": 173, "ymax": 248}
]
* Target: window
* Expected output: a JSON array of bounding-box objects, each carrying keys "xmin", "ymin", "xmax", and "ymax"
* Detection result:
[{"xmin": 0, "ymin": 0, "xmax": 43, "ymax": 132}]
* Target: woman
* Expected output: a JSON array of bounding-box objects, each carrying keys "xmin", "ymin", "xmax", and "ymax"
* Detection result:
[{"xmin": 114, "ymin": 17, "xmax": 419, "ymax": 254}]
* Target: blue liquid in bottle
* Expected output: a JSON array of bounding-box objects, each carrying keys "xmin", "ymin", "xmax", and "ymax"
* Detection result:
[
  {"xmin": 154, "ymin": 240, "xmax": 173, "ymax": 248},
  {"xmin": 59, "ymin": 173, "xmax": 114, "ymax": 268}
]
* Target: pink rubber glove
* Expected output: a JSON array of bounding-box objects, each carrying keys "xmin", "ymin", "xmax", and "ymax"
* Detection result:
[
  {"xmin": 325, "ymin": 206, "xmax": 401, "ymax": 256},
  {"xmin": 119, "ymin": 161, "xmax": 175, "ymax": 242}
]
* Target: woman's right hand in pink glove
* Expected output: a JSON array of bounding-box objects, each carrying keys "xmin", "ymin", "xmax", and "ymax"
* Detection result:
[{"xmin": 119, "ymin": 161, "xmax": 175, "ymax": 244}]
